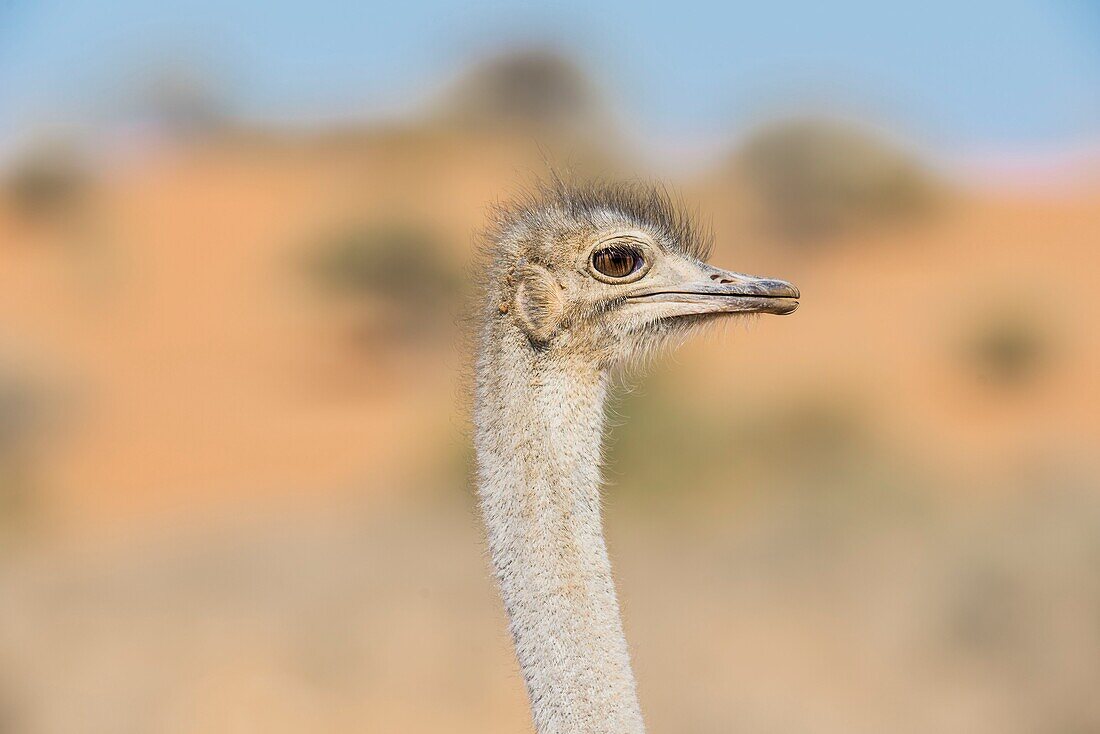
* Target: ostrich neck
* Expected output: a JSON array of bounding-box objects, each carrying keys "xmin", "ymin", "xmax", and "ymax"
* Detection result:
[{"xmin": 475, "ymin": 328, "xmax": 645, "ymax": 734}]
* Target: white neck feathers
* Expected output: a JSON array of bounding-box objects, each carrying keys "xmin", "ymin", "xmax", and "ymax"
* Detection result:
[{"xmin": 475, "ymin": 323, "xmax": 645, "ymax": 734}]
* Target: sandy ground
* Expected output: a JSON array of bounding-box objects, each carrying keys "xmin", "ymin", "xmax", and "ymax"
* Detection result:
[{"xmin": 2, "ymin": 488, "xmax": 1097, "ymax": 734}]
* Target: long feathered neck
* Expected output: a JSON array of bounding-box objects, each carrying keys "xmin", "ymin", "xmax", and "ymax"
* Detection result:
[{"xmin": 474, "ymin": 316, "xmax": 645, "ymax": 734}]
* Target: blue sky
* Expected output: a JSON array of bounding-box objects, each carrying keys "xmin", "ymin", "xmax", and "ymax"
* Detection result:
[{"xmin": 1, "ymin": 0, "xmax": 1098, "ymax": 154}]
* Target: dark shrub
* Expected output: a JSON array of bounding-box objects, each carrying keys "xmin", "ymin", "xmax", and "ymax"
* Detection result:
[{"xmin": 738, "ymin": 118, "xmax": 939, "ymax": 242}]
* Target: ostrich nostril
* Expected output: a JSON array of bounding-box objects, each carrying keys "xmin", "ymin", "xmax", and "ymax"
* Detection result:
[{"xmin": 720, "ymin": 279, "xmax": 733, "ymax": 284}]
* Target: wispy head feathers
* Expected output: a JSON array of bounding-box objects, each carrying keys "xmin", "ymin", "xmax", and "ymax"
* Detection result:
[{"xmin": 483, "ymin": 177, "xmax": 713, "ymax": 266}]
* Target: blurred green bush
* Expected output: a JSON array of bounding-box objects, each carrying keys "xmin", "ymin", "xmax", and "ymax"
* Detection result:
[
  {"xmin": 607, "ymin": 370, "xmax": 871, "ymax": 500},
  {"xmin": 301, "ymin": 221, "xmax": 461, "ymax": 344},
  {"xmin": 962, "ymin": 309, "xmax": 1051, "ymax": 387},
  {"xmin": 4, "ymin": 142, "xmax": 91, "ymax": 222},
  {"xmin": 737, "ymin": 118, "xmax": 940, "ymax": 242},
  {"xmin": 435, "ymin": 50, "xmax": 613, "ymax": 142},
  {"xmin": 305, "ymin": 222, "xmax": 456, "ymax": 299}
]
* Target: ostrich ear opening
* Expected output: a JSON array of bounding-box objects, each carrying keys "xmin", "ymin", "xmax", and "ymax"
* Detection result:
[{"xmin": 513, "ymin": 263, "xmax": 566, "ymax": 344}]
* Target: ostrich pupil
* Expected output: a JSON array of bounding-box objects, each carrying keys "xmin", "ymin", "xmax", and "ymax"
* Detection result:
[{"xmin": 593, "ymin": 248, "xmax": 640, "ymax": 278}]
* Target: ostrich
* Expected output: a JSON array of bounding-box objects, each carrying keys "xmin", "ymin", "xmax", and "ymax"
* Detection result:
[{"xmin": 474, "ymin": 181, "xmax": 799, "ymax": 734}]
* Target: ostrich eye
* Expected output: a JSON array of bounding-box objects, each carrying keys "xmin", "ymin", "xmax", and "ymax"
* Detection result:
[{"xmin": 591, "ymin": 247, "xmax": 643, "ymax": 279}]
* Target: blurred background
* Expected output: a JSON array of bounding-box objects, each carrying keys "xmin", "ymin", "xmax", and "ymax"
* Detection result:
[{"xmin": 1, "ymin": 2, "xmax": 1099, "ymax": 732}]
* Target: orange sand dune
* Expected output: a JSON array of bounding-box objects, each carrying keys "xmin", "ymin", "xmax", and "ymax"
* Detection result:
[{"xmin": 1, "ymin": 141, "xmax": 1097, "ymax": 534}]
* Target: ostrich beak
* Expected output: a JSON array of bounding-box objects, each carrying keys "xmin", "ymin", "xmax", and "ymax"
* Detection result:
[{"xmin": 626, "ymin": 265, "xmax": 800, "ymax": 317}]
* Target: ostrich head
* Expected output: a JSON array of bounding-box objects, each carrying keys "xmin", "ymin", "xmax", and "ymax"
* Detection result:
[{"xmin": 485, "ymin": 182, "xmax": 799, "ymax": 368}]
